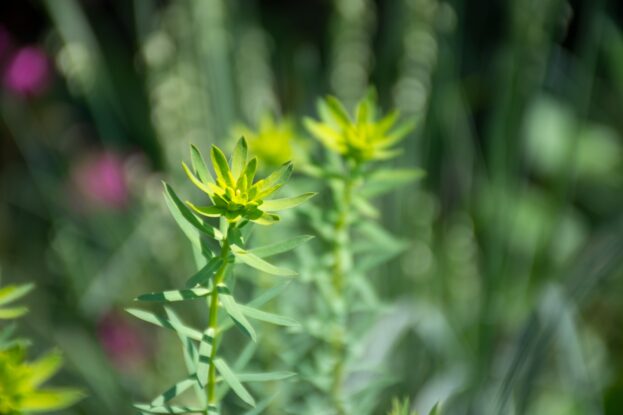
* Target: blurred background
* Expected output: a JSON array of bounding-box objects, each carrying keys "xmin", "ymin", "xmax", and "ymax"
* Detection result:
[{"xmin": 0, "ymin": 0, "xmax": 622, "ymax": 414}]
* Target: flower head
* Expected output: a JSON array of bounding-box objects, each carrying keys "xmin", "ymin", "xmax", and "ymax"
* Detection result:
[
  {"xmin": 231, "ymin": 114, "xmax": 299, "ymax": 168},
  {"xmin": 183, "ymin": 138, "xmax": 315, "ymax": 225},
  {"xmin": 305, "ymin": 90, "xmax": 415, "ymax": 163}
]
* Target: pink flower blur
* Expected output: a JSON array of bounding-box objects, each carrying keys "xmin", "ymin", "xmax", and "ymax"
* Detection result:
[
  {"xmin": 74, "ymin": 151, "xmax": 129, "ymax": 209},
  {"xmin": 97, "ymin": 312, "xmax": 147, "ymax": 370},
  {"xmin": 3, "ymin": 46, "xmax": 50, "ymax": 96}
]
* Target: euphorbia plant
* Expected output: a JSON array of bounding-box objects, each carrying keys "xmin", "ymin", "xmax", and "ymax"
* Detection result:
[
  {"xmin": 128, "ymin": 138, "xmax": 314, "ymax": 414},
  {"xmin": 286, "ymin": 90, "xmax": 423, "ymax": 414}
]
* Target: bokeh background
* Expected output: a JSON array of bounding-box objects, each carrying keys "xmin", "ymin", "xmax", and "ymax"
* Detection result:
[{"xmin": 1, "ymin": 0, "xmax": 622, "ymax": 414}]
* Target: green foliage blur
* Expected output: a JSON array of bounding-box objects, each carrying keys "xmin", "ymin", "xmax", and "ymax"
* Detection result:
[{"xmin": 0, "ymin": 0, "xmax": 622, "ymax": 414}]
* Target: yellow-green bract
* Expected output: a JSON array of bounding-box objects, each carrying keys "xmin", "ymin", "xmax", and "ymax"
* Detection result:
[
  {"xmin": 183, "ymin": 137, "xmax": 315, "ymax": 225},
  {"xmin": 304, "ymin": 90, "xmax": 416, "ymax": 163}
]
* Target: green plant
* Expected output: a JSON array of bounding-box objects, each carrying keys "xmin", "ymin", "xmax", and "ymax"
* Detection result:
[
  {"xmin": 387, "ymin": 398, "xmax": 441, "ymax": 415},
  {"xmin": 128, "ymin": 138, "xmax": 314, "ymax": 414},
  {"xmin": 283, "ymin": 90, "xmax": 423, "ymax": 414},
  {"xmin": 0, "ymin": 281, "xmax": 83, "ymax": 414}
]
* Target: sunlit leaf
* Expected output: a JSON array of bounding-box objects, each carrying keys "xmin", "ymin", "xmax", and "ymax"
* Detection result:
[
  {"xmin": 20, "ymin": 388, "xmax": 84, "ymax": 411},
  {"xmin": 261, "ymin": 192, "xmax": 316, "ymax": 211},
  {"xmin": 0, "ymin": 283, "xmax": 34, "ymax": 306},
  {"xmin": 190, "ymin": 145, "xmax": 214, "ymax": 184},
  {"xmin": 231, "ymin": 137, "xmax": 248, "ymax": 178},
  {"xmin": 231, "ymin": 245, "xmax": 296, "ymax": 276},
  {"xmin": 197, "ymin": 328, "xmax": 214, "ymax": 388}
]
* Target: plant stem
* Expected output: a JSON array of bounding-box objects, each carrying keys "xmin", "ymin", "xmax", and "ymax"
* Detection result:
[
  {"xmin": 330, "ymin": 164, "xmax": 358, "ymax": 415},
  {"xmin": 206, "ymin": 225, "xmax": 232, "ymax": 408}
]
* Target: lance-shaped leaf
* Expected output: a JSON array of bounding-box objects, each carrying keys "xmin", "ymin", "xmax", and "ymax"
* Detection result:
[
  {"xmin": 260, "ymin": 192, "xmax": 316, "ymax": 212},
  {"xmin": 186, "ymin": 203, "xmax": 224, "ymax": 218},
  {"xmin": 254, "ymin": 162, "xmax": 293, "ymax": 199},
  {"xmin": 20, "ymin": 389, "xmax": 85, "ymax": 412},
  {"xmin": 126, "ymin": 308, "xmax": 202, "ymax": 341},
  {"xmin": 149, "ymin": 376, "xmax": 198, "ymax": 407},
  {"xmin": 0, "ymin": 306, "xmax": 28, "ymax": 319},
  {"xmin": 231, "ymin": 245, "xmax": 296, "ymax": 276},
  {"xmin": 214, "ymin": 358, "xmax": 255, "ymax": 407},
  {"xmin": 321, "ymin": 96, "xmax": 351, "ymax": 126},
  {"xmin": 245, "ymin": 235, "xmax": 314, "ymax": 259},
  {"xmin": 163, "ymin": 182, "xmax": 223, "ymax": 241},
  {"xmin": 236, "ymin": 372, "xmax": 296, "ymax": 382},
  {"xmin": 166, "ymin": 309, "xmax": 206, "ymax": 407},
  {"xmin": 135, "ymin": 288, "xmax": 212, "ymax": 303},
  {"xmin": 218, "ymin": 285, "xmax": 257, "ymax": 341},
  {"xmin": 182, "ymin": 162, "xmax": 213, "ymax": 196},
  {"xmin": 134, "ymin": 403, "xmax": 207, "ymax": 414},
  {"xmin": 190, "ymin": 145, "xmax": 214, "ymax": 184},
  {"xmin": 211, "ymin": 145, "xmax": 235, "ymax": 187},
  {"xmin": 231, "ymin": 138, "xmax": 248, "ymax": 178},
  {"xmin": 26, "ymin": 350, "xmax": 63, "ymax": 388},
  {"xmin": 0, "ymin": 283, "xmax": 34, "ymax": 306},
  {"xmin": 197, "ymin": 328, "xmax": 215, "ymax": 388},
  {"xmin": 239, "ymin": 304, "xmax": 300, "ymax": 328},
  {"xmin": 185, "ymin": 257, "xmax": 223, "ymax": 288}
]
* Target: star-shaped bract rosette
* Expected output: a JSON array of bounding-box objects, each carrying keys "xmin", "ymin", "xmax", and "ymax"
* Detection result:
[
  {"xmin": 304, "ymin": 90, "xmax": 416, "ymax": 164},
  {"xmin": 182, "ymin": 138, "xmax": 315, "ymax": 225}
]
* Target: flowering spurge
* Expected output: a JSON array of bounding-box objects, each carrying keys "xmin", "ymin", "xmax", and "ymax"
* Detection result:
[
  {"xmin": 0, "ymin": 282, "xmax": 83, "ymax": 414},
  {"xmin": 128, "ymin": 138, "xmax": 314, "ymax": 415},
  {"xmin": 283, "ymin": 90, "xmax": 423, "ymax": 414}
]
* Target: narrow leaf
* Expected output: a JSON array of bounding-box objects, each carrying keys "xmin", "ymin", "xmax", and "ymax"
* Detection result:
[
  {"xmin": 0, "ymin": 283, "xmax": 34, "ymax": 306},
  {"xmin": 163, "ymin": 182, "xmax": 223, "ymax": 241},
  {"xmin": 236, "ymin": 372, "xmax": 296, "ymax": 382},
  {"xmin": 214, "ymin": 358, "xmax": 255, "ymax": 407},
  {"xmin": 182, "ymin": 162, "xmax": 213, "ymax": 195},
  {"xmin": 126, "ymin": 308, "xmax": 202, "ymax": 341},
  {"xmin": 211, "ymin": 145, "xmax": 234, "ymax": 186},
  {"xmin": 150, "ymin": 376, "xmax": 197, "ymax": 406},
  {"xmin": 239, "ymin": 305, "xmax": 300, "ymax": 328},
  {"xmin": 135, "ymin": 288, "xmax": 212, "ymax": 302},
  {"xmin": 26, "ymin": 350, "xmax": 63, "ymax": 388},
  {"xmin": 0, "ymin": 307, "xmax": 28, "ymax": 319},
  {"xmin": 245, "ymin": 235, "xmax": 313, "ymax": 259},
  {"xmin": 197, "ymin": 328, "xmax": 214, "ymax": 388},
  {"xmin": 20, "ymin": 388, "xmax": 84, "ymax": 411},
  {"xmin": 231, "ymin": 245, "xmax": 296, "ymax": 276},
  {"xmin": 190, "ymin": 145, "xmax": 214, "ymax": 184},
  {"xmin": 218, "ymin": 286, "xmax": 257, "ymax": 341},
  {"xmin": 260, "ymin": 192, "xmax": 316, "ymax": 211},
  {"xmin": 185, "ymin": 257, "xmax": 223, "ymax": 288},
  {"xmin": 231, "ymin": 138, "xmax": 248, "ymax": 178}
]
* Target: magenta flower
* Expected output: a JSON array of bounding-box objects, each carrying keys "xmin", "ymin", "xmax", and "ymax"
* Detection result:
[
  {"xmin": 3, "ymin": 46, "xmax": 51, "ymax": 96},
  {"xmin": 97, "ymin": 312, "xmax": 147, "ymax": 371},
  {"xmin": 73, "ymin": 151, "xmax": 129, "ymax": 210}
]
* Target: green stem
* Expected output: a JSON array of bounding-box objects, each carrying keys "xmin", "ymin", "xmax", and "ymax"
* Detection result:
[
  {"xmin": 206, "ymin": 225, "xmax": 233, "ymax": 408},
  {"xmin": 330, "ymin": 164, "xmax": 358, "ymax": 415}
]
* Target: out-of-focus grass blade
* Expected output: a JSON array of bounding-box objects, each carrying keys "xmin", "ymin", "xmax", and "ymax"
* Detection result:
[{"xmin": 135, "ymin": 288, "xmax": 212, "ymax": 302}]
